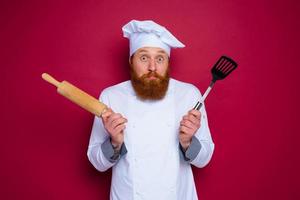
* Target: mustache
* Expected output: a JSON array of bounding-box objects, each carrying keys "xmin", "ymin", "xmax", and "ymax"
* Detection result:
[{"xmin": 141, "ymin": 71, "xmax": 164, "ymax": 79}]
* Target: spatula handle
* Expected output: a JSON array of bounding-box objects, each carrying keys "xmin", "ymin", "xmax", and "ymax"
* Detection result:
[
  {"xmin": 193, "ymin": 101, "xmax": 203, "ymax": 110},
  {"xmin": 193, "ymin": 81, "xmax": 215, "ymax": 110}
]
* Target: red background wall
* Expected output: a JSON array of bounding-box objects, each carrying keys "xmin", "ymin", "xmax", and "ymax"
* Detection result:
[{"xmin": 1, "ymin": 0, "xmax": 299, "ymax": 199}]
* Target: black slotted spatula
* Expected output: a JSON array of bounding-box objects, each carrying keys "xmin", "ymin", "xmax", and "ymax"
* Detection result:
[{"xmin": 194, "ymin": 55, "xmax": 238, "ymax": 110}]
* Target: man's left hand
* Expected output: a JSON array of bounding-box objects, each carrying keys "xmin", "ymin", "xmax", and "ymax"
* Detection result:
[{"xmin": 179, "ymin": 109, "xmax": 201, "ymax": 151}]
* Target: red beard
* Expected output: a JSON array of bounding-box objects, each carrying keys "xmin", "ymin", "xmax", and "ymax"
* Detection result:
[{"xmin": 130, "ymin": 67, "xmax": 170, "ymax": 100}]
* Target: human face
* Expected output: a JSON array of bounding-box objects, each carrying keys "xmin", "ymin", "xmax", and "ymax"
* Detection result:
[
  {"xmin": 130, "ymin": 47, "xmax": 169, "ymax": 80},
  {"xmin": 129, "ymin": 47, "xmax": 170, "ymax": 100}
]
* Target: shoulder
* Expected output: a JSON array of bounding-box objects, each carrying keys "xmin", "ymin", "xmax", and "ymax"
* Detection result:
[
  {"xmin": 99, "ymin": 80, "xmax": 133, "ymax": 103},
  {"xmin": 101, "ymin": 80, "xmax": 131, "ymax": 96},
  {"xmin": 171, "ymin": 78, "xmax": 201, "ymax": 98},
  {"xmin": 170, "ymin": 78, "xmax": 202, "ymax": 112}
]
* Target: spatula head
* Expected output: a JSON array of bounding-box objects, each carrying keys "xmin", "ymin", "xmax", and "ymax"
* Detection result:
[{"xmin": 211, "ymin": 56, "xmax": 238, "ymax": 81}]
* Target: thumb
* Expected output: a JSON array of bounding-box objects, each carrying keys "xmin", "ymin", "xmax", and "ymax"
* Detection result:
[{"xmin": 101, "ymin": 108, "xmax": 114, "ymax": 121}]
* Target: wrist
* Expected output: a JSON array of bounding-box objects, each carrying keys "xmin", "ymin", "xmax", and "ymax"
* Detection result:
[
  {"xmin": 110, "ymin": 138, "xmax": 122, "ymax": 150},
  {"xmin": 180, "ymin": 140, "xmax": 191, "ymax": 151}
]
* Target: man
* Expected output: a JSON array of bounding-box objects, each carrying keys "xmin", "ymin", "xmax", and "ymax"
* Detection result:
[{"xmin": 87, "ymin": 20, "xmax": 214, "ymax": 200}]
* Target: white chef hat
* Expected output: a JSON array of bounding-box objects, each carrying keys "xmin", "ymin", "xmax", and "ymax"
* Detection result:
[{"xmin": 122, "ymin": 20, "xmax": 185, "ymax": 57}]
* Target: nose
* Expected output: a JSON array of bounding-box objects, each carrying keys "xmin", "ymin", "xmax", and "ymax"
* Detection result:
[{"xmin": 148, "ymin": 58, "xmax": 156, "ymax": 72}]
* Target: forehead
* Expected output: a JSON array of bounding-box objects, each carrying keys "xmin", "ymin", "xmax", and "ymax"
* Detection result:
[{"xmin": 135, "ymin": 47, "xmax": 168, "ymax": 56}]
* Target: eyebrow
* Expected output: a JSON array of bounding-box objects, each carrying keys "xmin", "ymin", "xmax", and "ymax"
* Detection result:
[
  {"xmin": 136, "ymin": 50, "xmax": 148, "ymax": 54},
  {"xmin": 136, "ymin": 50, "xmax": 167, "ymax": 55},
  {"xmin": 157, "ymin": 50, "xmax": 167, "ymax": 54}
]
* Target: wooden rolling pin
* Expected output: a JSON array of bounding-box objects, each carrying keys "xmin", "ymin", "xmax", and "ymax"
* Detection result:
[{"xmin": 42, "ymin": 73, "xmax": 107, "ymax": 117}]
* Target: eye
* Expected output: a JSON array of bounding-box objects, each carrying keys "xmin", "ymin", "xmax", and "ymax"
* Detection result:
[
  {"xmin": 156, "ymin": 56, "xmax": 165, "ymax": 63},
  {"xmin": 140, "ymin": 55, "xmax": 148, "ymax": 62}
]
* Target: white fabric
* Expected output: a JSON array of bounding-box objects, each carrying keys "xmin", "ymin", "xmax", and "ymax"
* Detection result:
[
  {"xmin": 122, "ymin": 20, "xmax": 185, "ymax": 56},
  {"xmin": 87, "ymin": 78, "xmax": 215, "ymax": 200}
]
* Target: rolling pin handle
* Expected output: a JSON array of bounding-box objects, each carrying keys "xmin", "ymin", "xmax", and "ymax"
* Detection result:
[{"xmin": 42, "ymin": 73, "xmax": 60, "ymax": 87}]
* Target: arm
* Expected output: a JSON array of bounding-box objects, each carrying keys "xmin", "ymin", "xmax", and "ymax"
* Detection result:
[
  {"xmin": 87, "ymin": 90, "xmax": 127, "ymax": 172},
  {"xmin": 179, "ymin": 86, "xmax": 215, "ymax": 168}
]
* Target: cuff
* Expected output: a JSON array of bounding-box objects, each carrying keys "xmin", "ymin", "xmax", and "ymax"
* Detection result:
[
  {"xmin": 101, "ymin": 138, "xmax": 127, "ymax": 163},
  {"xmin": 179, "ymin": 136, "xmax": 202, "ymax": 162}
]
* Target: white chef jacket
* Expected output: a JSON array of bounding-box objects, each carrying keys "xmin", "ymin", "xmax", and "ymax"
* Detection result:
[{"xmin": 87, "ymin": 78, "xmax": 214, "ymax": 200}]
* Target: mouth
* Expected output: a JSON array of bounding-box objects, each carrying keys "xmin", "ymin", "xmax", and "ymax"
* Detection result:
[{"xmin": 147, "ymin": 76, "xmax": 158, "ymax": 80}]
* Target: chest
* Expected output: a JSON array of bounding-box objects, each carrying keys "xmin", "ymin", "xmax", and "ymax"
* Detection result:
[{"xmin": 123, "ymin": 95, "xmax": 178, "ymax": 158}]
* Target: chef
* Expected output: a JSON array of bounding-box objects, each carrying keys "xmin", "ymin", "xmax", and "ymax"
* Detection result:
[{"xmin": 87, "ymin": 19, "xmax": 214, "ymax": 200}]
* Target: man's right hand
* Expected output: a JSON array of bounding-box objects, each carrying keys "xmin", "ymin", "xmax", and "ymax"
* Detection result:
[{"xmin": 101, "ymin": 108, "xmax": 127, "ymax": 150}]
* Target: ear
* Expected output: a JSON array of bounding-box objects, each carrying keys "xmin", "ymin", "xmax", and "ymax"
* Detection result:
[
  {"xmin": 129, "ymin": 55, "xmax": 134, "ymax": 65},
  {"xmin": 128, "ymin": 58, "xmax": 132, "ymax": 65}
]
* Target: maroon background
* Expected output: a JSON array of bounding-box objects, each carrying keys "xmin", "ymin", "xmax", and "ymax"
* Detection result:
[{"xmin": 1, "ymin": 0, "xmax": 299, "ymax": 199}]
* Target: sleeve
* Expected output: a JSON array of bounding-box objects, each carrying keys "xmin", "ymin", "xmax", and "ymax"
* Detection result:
[
  {"xmin": 179, "ymin": 85, "xmax": 215, "ymax": 168},
  {"xmin": 87, "ymin": 89, "xmax": 127, "ymax": 172},
  {"xmin": 101, "ymin": 138, "xmax": 127, "ymax": 163},
  {"xmin": 179, "ymin": 136, "xmax": 201, "ymax": 162}
]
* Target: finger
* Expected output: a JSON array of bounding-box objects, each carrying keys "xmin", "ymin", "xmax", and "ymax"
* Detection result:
[
  {"xmin": 188, "ymin": 112, "xmax": 199, "ymax": 122},
  {"xmin": 181, "ymin": 123, "xmax": 197, "ymax": 135},
  {"xmin": 180, "ymin": 125, "xmax": 193, "ymax": 135},
  {"xmin": 189, "ymin": 115, "xmax": 200, "ymax": 127},
  {"xmin": 111, "ymin": 117, "xmax": 128, "ymax": 128},
  {"xmin": 102, "ymin": 107, "xmax": 109, "ymax": 112},
  {"xmin": 183, "ymin": 115, "xmax": 199, "ymax": 127},
  {"xmin": 188, "ymin": 109, "xmax": 201, "ymax": 119},
  {"xmin": 188, "ymin": 113, "xmax": 201, "ymax": 125},
  {"xmin": 180, "ymin": 119, "xmax": 197, "ymax": 130},
  {"xmin": 101, "ymin": 112, "xmax": 113, "ymax": 124},
  {"xmin": 183, "ymin": 114, "xmax": 197, "ymax": 121},
  {"xmin": 102, "ymin": 108, "xmax": 113, "ymax": 114},
  {"xmin": 182, "ymin": 115, "xmax": 189, "ymax": 121},
  {"xmin": 107, "ymin": 113, "xmax": 123, "ymax": 124},
  {"xmin": 114, "ymin": 123, "xmax": 126, "ymax": 134},
  {"xmin": 101, "ymin": 108, "xmax": 114, "ymax": 119}
]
